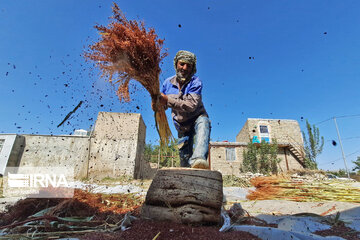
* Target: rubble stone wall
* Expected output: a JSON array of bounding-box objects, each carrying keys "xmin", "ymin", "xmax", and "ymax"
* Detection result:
[
  {"xmin": 210, "ymin": 145, "xmax": 246, "ymax": 177},
  {"xmin": 236, "ymin": 121, "xmax": 250, "ymax": 143},
  {"xmin": 236, "ymin": 118, "xmax": 304, "ymax": 147}
]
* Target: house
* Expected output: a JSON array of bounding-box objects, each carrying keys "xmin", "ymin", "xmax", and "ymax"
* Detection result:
[{"xmin": 209, "ymin": 118, "xmax": 306, "ymax": 176}]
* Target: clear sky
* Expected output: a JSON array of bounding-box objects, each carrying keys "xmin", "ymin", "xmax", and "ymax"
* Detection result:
[{"xmin": 1, "ymin": 0, "xmax": 359, "ymax": 171}]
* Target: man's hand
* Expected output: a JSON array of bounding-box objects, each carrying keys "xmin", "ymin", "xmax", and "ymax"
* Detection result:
[
  {"xmin": 159, "ymin": 93, "xmax": 168, "ymax": 105},
  {"xmin": 151, "ymin": 93, "xmax": 168, "ymax": 111}
]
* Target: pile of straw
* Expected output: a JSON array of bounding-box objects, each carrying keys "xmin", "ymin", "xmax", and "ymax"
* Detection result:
[
  {"xmin": 247, "ymin": 176, "xmax": 360, "ymax": 203},
  {"xmin": 85, "ymin": 3, "xmax": 172, "ymax": 147}
]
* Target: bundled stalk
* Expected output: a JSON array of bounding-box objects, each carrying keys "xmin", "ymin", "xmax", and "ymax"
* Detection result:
[
  {"xmin": 247, "ymin": 176, "xmax": 360, "ymax": 203},
  {"xmin": 85, "ymin": 3, "xmax": 172, "ymax": 147}
]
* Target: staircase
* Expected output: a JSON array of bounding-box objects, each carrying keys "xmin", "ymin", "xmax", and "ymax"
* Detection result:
[
  {"xmin": 288, "ymin": 143, "xmax": 306, "ymax": 167},
  {"xmin": 283, "ymin": 135, "xmax": 306, "ymax": 167}
]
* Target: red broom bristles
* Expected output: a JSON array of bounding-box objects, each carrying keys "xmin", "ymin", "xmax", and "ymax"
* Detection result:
[{"xmin": 85, "ymin": 3, "xmax": 173, "ymax": 147}]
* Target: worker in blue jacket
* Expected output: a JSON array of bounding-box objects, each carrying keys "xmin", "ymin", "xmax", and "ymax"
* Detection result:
[{"xmin": 152, "ymin": 50, "xmax": 211, "ymax": 169}]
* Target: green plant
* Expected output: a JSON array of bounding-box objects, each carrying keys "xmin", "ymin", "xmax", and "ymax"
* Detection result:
[
  {"xmin": 302, "ymin": 120, "xmax": 324, "ymax": 169},
  {"xmin": 242, "ymin": 139, "xmax": 281, "ymax": 174},
  {"xmin": 242, "ymin": 141, "xmax": 257, "ymax": 173},
  {"xmin": 143, "ymin": 140, "xmax": 180, "ymax": 167},
  {"xmin": 352, "ymin": 156, "xmax": 360, "ymax": 173},
  {"xmin": 303, "ymin": 158, "xmax": 318, "ymax": 170}
]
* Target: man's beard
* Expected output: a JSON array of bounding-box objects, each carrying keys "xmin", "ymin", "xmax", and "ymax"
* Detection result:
[{"xmin": 176, "ymin": 70, "xmax": 191, "ymax": 83}]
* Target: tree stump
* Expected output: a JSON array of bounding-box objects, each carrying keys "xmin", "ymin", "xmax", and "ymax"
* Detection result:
[{"xmin": 141, "ymin": 168, "xmax": 223, "ymax": 224}]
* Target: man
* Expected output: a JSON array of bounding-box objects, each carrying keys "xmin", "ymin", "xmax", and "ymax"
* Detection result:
[{"xmin": 152, "ymin": 50, "xmax": 211, "ymax": 169}]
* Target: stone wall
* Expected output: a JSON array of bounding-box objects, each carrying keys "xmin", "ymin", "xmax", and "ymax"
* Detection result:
[
  {"xmin": 135, "ymin": 114, "xmax": 147, "ymax": 179},
  {"xmin": 2, "ymin": 112, "xmax": 147, "ymax": 180},
  {"xmin": 209, "ymin": 142, "xmax": 304, "ymax": 175},
  {"xmin": 236, "ymin": 121, "xmax": 250, "ymax": 143},
  {"xmin": 278, "ymin": 148, "xmax": 304, "ymax": 171},
  {"xmin": 141, "ymin": 162, "xmax": 158, "ymax": 179},
  {"xmin": 18, "ymin": 135, "xmax": 89, "ymax": 179},
  {"xmin": 236, "ymin": 118, "xmax": 303, "ymax": 147},
  {"xmin": 210, "ymin": 143, "xmax": 246, "ymax": 177},
  {"xmin": 0, "ymin": 134, "xmax": 24, "ymax": 175},
  {"xmin": 88, "ymin": 112, "xmax": 146, "ymax": 179}
]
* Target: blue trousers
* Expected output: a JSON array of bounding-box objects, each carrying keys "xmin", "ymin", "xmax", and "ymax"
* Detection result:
[{"xmin": 178, "ymin": 116, "xmax": 211, "ymax": 167}]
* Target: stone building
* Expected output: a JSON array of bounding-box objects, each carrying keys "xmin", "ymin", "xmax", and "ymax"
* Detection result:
[
  {"xmin": 209, "ymin": 118, "xmax": 305, "ymax": 176},
  {"xmin": 0, "ymin": 112, "xmax": 153, "ymax": 179}
]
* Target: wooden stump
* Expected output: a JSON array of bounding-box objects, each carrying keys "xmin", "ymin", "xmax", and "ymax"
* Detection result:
[{"xmin": 141, "ymin": 168, "xmax": 223, "ymax": 224}]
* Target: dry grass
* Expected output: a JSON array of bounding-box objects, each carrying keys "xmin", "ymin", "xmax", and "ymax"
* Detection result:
[
  {"xmin": 247, "ymin": 175, "xmax": 360, "ymax": 202},
  {"xmin": 222, "ymin": 175, "xmax": 251, "ymax": 188}
]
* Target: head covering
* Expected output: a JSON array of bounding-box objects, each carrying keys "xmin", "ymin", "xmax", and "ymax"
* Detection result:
[{"xmin": 173, "ymin": 50, "xmax": 197, "ymax": 76}]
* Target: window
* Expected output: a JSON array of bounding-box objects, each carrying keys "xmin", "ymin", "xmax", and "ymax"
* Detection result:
[
  {"xmin": 226, "ymin": 148, "xmax": 236, "ymax": 161},
  {"xmin": 0, "ymin": 139, "xmax": 4, "ymax": 153},
  {"xmin": 259, "ymin": 124, "xmax": 271, "ymax": 143},
  {"xmin": 259, "ymin": 125, "xmax": 269, "ymax": 133}
]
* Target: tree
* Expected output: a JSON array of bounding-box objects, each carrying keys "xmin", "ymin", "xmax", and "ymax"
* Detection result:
[
  {"xmin": 242, "ymin": 139, "xmax": 281, "ymax": 175},
  {"xmin": 242, "ymin": 141, "xmax": 258, "ymax": 173},
  {"xmin": 143, "ymin": 140, "xmax": 180, "ymax": 167},
  {"xmin": 353, "ymin": 157, "xmax": 360, "ymax": 173},
  {"xmin": 159, "ymin": 140, "xmax": 180, "ymax": 167},
  {"xmin": 302, "ymin": 120, "xmax": 324, "ymax": 169},
  {"xmin": 144, "ymin": 143, "xmax": 155, "ymax": 163}
]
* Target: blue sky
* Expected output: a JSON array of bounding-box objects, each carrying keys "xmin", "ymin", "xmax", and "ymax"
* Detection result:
[{"xmin": 1, "ymin": 0, "xmax": 359, "ymax": 171}]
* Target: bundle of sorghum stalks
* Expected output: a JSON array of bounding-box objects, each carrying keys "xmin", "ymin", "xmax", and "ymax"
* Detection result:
[{"xmin": 85, "ymin": 3, "xmax": 172, "ymax": 147}]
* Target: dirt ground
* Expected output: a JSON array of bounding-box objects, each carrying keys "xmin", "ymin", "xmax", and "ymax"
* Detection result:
[
  {"xmin": 79, "ymin": 219, "xmax": 261, "ymax": 240},
  {"xmin": 0, "ymin": 189, "xmax": 261, "ymax": 239},
  {"xmin": 0, "ymin": 177, "xmax": 359, "ymax": 239}
]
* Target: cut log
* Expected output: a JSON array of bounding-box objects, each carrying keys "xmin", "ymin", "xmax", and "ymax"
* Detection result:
[{"xmin": 141, "ymin": 168, "xmax": 223, "ymax": 224}]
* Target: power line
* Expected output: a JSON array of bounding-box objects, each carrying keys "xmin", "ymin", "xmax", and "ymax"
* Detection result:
[
  {"xmin": 326, "ymin": 136, "xmax": 360, "ymax": 142},
  {"xmin": 342, "ymin": 136, "xmax": 360, "ymax": 140},
  {"xmin": 335, "ymin": 114, "xmax": 360, "ymax": 119},
  {"xmin": 318, "ymin": 158, "xmax": 342, "ymax": 166},
  {"xmin": 314, "ymin": 114, "xmax": 360, "ymax": 126},
  {"xmin": 318, "ymin": 149, "xmax": 360, "ymax": 166},
  {"xmin": 314, "ymin": 118, "xmax": 332, "ymax": 126}
]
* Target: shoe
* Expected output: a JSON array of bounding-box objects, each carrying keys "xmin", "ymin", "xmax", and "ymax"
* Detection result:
[{"xmin": 191, "ymin": 159, "xmax": 209, "ymax": 169}]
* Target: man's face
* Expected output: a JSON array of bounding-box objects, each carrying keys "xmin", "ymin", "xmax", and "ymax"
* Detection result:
[{"xmin": 176, "ymin": 60, "xmax": 193, "ymax": 81}]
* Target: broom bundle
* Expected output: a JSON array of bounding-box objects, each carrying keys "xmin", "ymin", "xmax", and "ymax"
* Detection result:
[
  {"xmin": 247, "ymin": 176, "xmax": 285, "ymax": 200},
  {"xmin": 247, "ymin": 176, "xmax": 360, "ymax": 202},
  {"xmin": 85, "ymin": 3, "xmax": 173, "ymax": 147}
]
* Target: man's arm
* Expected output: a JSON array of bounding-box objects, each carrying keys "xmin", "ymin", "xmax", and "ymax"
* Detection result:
[
  {"xmin": 151, "ymin": 80, "xmax": 170, "ymax": 111},
  {"xmin": 151, "ymin": 93, "xmax": 168, "ymax": 111},
  {"xmin": 166, "ymin": 80, "xmax": 202, "ymax": 112}
]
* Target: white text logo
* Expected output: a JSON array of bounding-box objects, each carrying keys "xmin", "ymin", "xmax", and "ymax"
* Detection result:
[{"xmin": 8, "ymin": 173, "xmax": 69, "ymax": 188}]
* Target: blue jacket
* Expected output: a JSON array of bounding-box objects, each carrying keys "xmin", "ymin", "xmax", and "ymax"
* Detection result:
[{"xmin": 161, "ymin": 75, "xmax": 208, "ymax": 133}]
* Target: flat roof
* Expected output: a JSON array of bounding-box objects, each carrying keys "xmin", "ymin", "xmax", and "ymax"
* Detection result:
[
  {"xmin": 210, "ymin": 141, "xmax": 290, "ymax": 147},
  {"xmin": 247, "ymin": 118, "xmax": 298, "ymax": 122}
]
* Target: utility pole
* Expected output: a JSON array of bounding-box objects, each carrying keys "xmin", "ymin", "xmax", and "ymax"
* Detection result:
[{"xmin": 333, "ymin": 117, "xmax": 350, "ymax": 178}]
